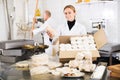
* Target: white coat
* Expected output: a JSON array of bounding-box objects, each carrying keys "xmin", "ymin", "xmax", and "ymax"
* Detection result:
[
  {"xmin": 43, "ymin": 17, "xmax": 57, "ymax": 55},
  {"xmin": 33, "ymin": 17, "xmax": 57, "ymax": 55},
  {"xmin": 43, "ymin": 17, "xmax": 57, "ymax": 45},
  {"xmin": 52, "ymin": 21, "xmax": 87, "ymax": 56},
  {"xmin": 57, "ymin": 21, "xmax": 87, "ymax": 36}
]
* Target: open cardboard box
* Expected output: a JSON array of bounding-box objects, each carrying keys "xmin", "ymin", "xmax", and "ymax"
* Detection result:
[{"xmin": 59, "ymin": 28, "xmax": 108, "ymax": 63}]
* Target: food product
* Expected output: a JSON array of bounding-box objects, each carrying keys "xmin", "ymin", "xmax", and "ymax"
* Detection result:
[
  {"xmin": 63, "ymin": 68, "xmax": 85, "ymax": 77},
  {"xmin": 75, "ymin": 52, "xmax": 84, "ymax": 60},
  {"xmin": 49, "ymin": 70, "xmax": 61, "ymax": 76},
  {"xmin": 31, "ymin": 54, "xmax": 49, "ymax": 66},
  {"xmin": 15, "ymin": 60, "xmax": 30, "ymax": 68},
  {"xmin": 69, "ymin": 60, "xmax": 79, "ymax": 68},
  {"xmin": 84, "ymin": 51, "xmax": 92, "ymax": 60},
  {"xmin": 68, "ymin": 51, "xmax": 96, "ymax": 72},
  {"xmin": 49, "ymin": 67, "xmax": 85, "ymax": 77},
  {"xmin": 61, "ymin": 67, "xmax": 71, "ymax": 74},
  {"xmin": 30, "ymin": 66, "xmax": 49, "ymax": 75},
  {"xmin": 47, "ymin": 61, "xmax": 62, "ymax": 69},
  {"xmin": 59, "ymin": 35, "xmax": 97, "ymax": 51}
]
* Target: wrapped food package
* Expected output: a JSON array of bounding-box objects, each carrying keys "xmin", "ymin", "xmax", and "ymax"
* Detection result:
[
  {"xmin": 69, "ymin": 60, "xmax": 79, "ymax": 68},
  {"xmin": 61, "ymin": 67, "xmax": 71, "ymax": 74},
  {"xmin": 59, "ymin": 44, "xmax": 65, "ymax": 48},
  {"xmin": 75, "ymin": 52, "xmax": 84, "ymax": 60},
  {"xmin": 60, "ymin": 35, "xmax": 97, "ymax": 51},
  {"xmin": 88, "ymin": 35, "xmax": 94, "ymax": 40},
  {"xmin": 31, "ymin": 54, "xmax": 49, "ymax": 66},
  {"xmin": 84, "ymin": 51, "xmax": 92, "ymax": 60},
  {"xmin": 83, "ymin": 64, "xmax": 91, "ymax": 72},
  {"xmin": 47, "ymin": 61, "xmax": 62, "ymax": 69},
  {"xmin": 70, "ymin": 37, "xmax": 79, "ymax": 42},
  {"xmin": 15, "ymin": 60, "xmax": 30, "ymax": 68},
  {"xmin": 49, "ymin": 70, "xmax": 61, "ymax": 76},
  {"xmin": 30, "ymin": 66, "xmax": 49, "ymax": 75}
]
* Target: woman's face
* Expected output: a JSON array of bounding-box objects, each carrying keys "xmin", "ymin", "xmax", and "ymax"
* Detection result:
[{"xmin": 64, "ymin": 8, "xmax": 76, "ymax": 21}]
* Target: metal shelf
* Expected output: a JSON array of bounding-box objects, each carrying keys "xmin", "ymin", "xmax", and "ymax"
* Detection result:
[{"xmin": 75, "ymin": 1, "xmax": 116, "ymax": 5}]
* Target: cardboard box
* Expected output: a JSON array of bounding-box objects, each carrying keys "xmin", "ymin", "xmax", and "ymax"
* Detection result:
[
  {"xmin": 94, "ymin": 28, "xmax": 108, "ymax": 49},
  {"xmin": 59, "ymin": 29, "xmax": 108, "ymax": 63}
]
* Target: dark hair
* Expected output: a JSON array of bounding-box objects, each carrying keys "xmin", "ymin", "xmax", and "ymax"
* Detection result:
[{"xmin": 64, "ymin": 5, "xmax": 76, "ymax": 13}]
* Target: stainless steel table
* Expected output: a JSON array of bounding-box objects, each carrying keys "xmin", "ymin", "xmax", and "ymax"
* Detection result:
[{"xmin": 0, "ymin": 62, "xmax": 120, "ymax": 80}]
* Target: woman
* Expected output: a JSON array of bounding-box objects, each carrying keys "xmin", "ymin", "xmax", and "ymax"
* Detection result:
[{"xmin": 47, "ymin": 5, "xmax": 87, "ymax": 39}]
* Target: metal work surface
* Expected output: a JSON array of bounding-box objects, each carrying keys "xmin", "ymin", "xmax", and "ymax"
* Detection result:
[{"xmin": 0, "ymin": 62, "xmax": 120, "ymax": 80}]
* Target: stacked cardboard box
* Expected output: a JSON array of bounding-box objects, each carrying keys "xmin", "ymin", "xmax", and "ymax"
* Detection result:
[
  {"xmin": 108, "ymin": 64, "xmax": 120, "ymax": 78},
  {"xmin": 59, "ymin": 29, "xmax": 108, "ymax": 63}
]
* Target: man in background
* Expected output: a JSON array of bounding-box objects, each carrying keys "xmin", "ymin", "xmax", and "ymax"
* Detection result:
[{"xmin": 33, "ymin": 10, "xmax": 57, "ymax": 55}]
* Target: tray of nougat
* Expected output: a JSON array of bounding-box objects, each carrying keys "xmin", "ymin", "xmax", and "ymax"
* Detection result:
[
  {"xmin": 14, "ymin": 53, "xmax": 96, "ymax": 78},
  {"xmin": 59, "ymin": 35, "xmax": 100, "ymax": 60},
  {"xmin": 59, "ymin": 35, "xmax": 96, "ymax": 51},
  {"xmin": 49, "ymin": 51, "xmax": 96, "ymax": 78},
  {"xmin": 29, "ymin": 53, "xmax": 85, "ymax": 77}
]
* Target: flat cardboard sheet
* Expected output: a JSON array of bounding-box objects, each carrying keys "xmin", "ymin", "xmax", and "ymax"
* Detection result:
[{"xmin": 94, "ymin": 28, "xmax": 108, "ymax": 49}]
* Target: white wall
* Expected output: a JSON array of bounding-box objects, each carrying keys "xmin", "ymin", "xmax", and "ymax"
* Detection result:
[
  {"xmin": 28, "ymin": 0, "xmax": 44, "ymax": 22},
  {"xmin": 76, "ymin": 1, "xmax": 118, "ymax": 43},
  {"xmin": 12, "ymin": 0, "xmax": 44, "ymax": 42},
  {"xmin": 12, "ymin": 0, "xmax": 26, "ymax": 39},
  {"xmin": 0, "ymin": 0, "xmax": 119, "ymax": 43},
  {"xmin": 43, "ymin": 0, "xmax": 119, "ymax": 43},
  {"xmin": 0, "ymin": 0, "xmax": 8, "ymax": 41},
  {"xmin": 43, "ymin": 0, "xmax": 64, "ymax": 25},
  {"xmin": 27, "ymin": 0, "xmax": 44, "ymax": 43},
  {"xmin": 116, "ymin": 0, "xmax": 120, "ymax": 59},
  {"xmin": 118, "ymin": 1, "xmax": 120, "ymax": 42}
]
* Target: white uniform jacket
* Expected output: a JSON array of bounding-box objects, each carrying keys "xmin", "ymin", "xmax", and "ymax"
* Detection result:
[
  {"xmin": 57, "ymin": 21, "xmax": 87, "ymax": 36},
  {"xmin": 43, "ymin": 17, "xmax": 57, "ymax": 45}
]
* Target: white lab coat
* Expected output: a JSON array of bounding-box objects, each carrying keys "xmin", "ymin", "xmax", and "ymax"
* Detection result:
[
  {"xmin": 43, "ymin": 17, "xmax": 57, "ymax": 55},
  {"xmin": 57, "ymin": 21, "xmax": 87, "ymax": 36},
  {"xmin": 43, "ymin": 17, "xmax": 57, "ymax": 45},
  {"xmin": 33, "ymin": 17, "xmax": 57, "ymax": 55},
  {"xmin": 52, "ymin": 21, "xmax": 87, "ymax": 56}
]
